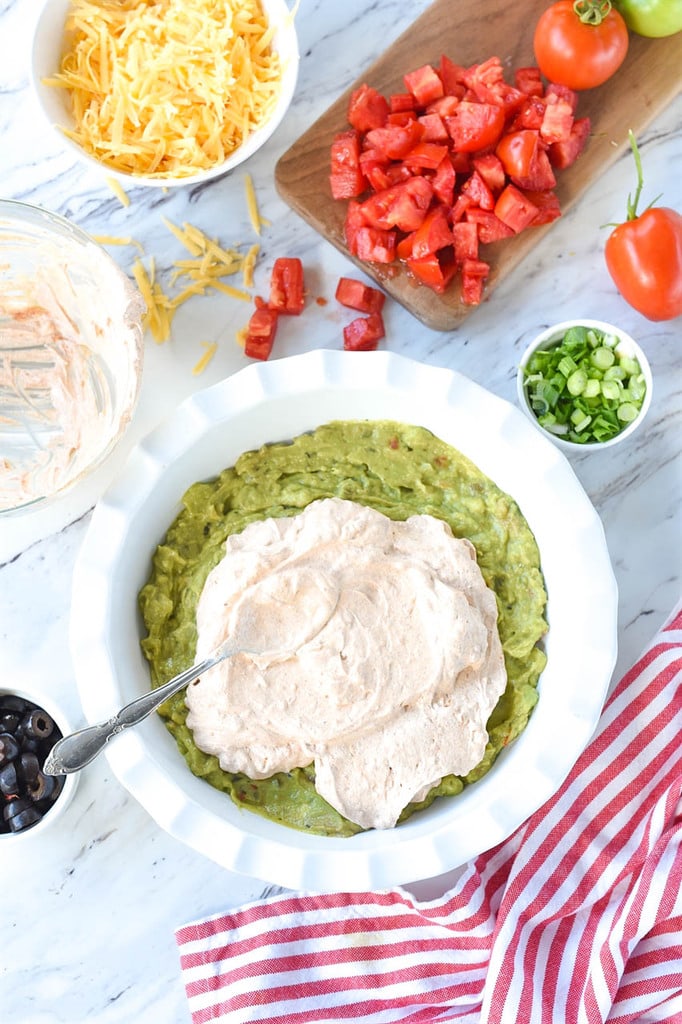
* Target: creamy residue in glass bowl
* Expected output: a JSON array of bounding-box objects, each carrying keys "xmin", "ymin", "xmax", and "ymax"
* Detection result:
[{"xmin": 0, "ymin": 203, "xmax": 144, "ymax": 513}]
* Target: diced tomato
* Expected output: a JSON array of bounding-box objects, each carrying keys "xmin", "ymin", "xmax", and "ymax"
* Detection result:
[
  {"xmin": 461, "ymin": 58, "xmax": 526, "ymax": 117},
  {"xmin": 359, "ymin": 177, "xmax": 434, "ymax": 232},
  {"xmin": 343, "ymin": 312, "xmax": 385, "ymax": 351},
  {"xmin": 329, "ymin": 52, "xmax": 587, "ymax": 306},
  {"xmin": 432, "ymin": 154, "xmax": 456, "ymax": 205},
  {"xmin": 548, "ymin": 116, "xmax": 591, "ymax": 169},
  {"xmin": 335, "ymin": 277, "xmax": 386, "ymax": 313},
  {"xmin": 355, "ymin": 226, "xmax": 397, "ymax": 263},
  {"xmin": 465, "ymin": 208, "xmax": 515, "ymax": 243},
  {"xmin": 514, "ymin": 66, "xmax": 544, "ymax": 97},
  {"xmin": 268, "ymin": 257, "xmax": 305, "ymax": 315},
  {"xmin": 425, "ymin": 95, "xmax": 461, "ymax": 117},
  {"xmin": 360, "ymin": 150, "xmax": 412, "ymax": 190},
  {"xmin": 439, "ymin": 55, "xmax": 467, "ymax": 95},
  {"xmin": 514, "ymin": 146, "xmax": 556, "ymax": 191},
  {"xmin": 410, "ymin": 205, "xmax": 453, "ymax": 258},
  {"xmin": 390, "ymin": 92, "xmax": 416, "ymax": 113},
  {"xmin": 445, "ymin": 101, "xmax": 505, "ymax": 153},
  {"xmin": 404, "ymin": 64, "xmax": 444, "ymax": 106},
  {"xmin": 401, "ymin": 141, "xmax": 449, "ymax": 171},
  {"xmin": 540, "ymin": 98, "xmax": 574, "ymax": 146},
  {"xmin": 417, "ymin": 113, "xmax": 449, "ymax": 142},
  {"xmin": 344, "ymin": 200, "xmax": 366, "ymax": 254},
  {"xmin": 496, "ymin": 130, "xmax": 539, "ymax": 180},
  {"xmin": 497, "ymin": 130, "xmax": 556, "ymax": 190},
  {"xmin": 406, "ymin": 251, "xmax": 457, "ymax": 293},
  {"xmin": 450, "ymin": 150, "xmax": 472, "ymax": 174},
  {"xmin": 330, "ymin": 131, "xmax": 367, "ymax": 199},
  {"xmin": 510, "ymin": 96, "xmax": 547, "ymax": 131},
  {"xmin": 472, "ymin": 153, "xmax": 506, "ymax": 194},
  {"xmin": 524, "ymin": 189, "xmax": 562, "ymax": 225},
  {"xmin": 461, "ymin": 169, "xmax": 495, "ymax": 211},
  {"xmin": 453, "ymin": 220, "xmax": 479, "ymax": 262},
  {"xmin": 244, "ymin": 306, "xmax": 278, "ymax": 360},
  {"xmin": 461, "ymin": 274, "xmax": 484, "ymax": 305},
  {"xmin": 451, "ymin": 193, "xmax": 474, "ymax": 223},
  {"xmin": 461, "ymin": 257, "xmax": 490, "ymax": 277},
  {"xmin": 358, "ymin": 152, "xmax": 391, "ymax": 192},
  {"xmin": 347, "ymin": 84, "xmax": 389, "ymax": 132},
  {"xmin": 461, "ymin": 56, "xmax": 505, "ymax": 103},
  {"xmin": 494, "ymin": 184, "xmax": 540, "ymax": 233},
  {"xmin": 396, "ymin": 231, "xmax": 416, "ymax": 260},
  {"xmin": 387, "ymin": 110, "xmax": 418, "ymax": 127},
  {"xmin": 461, "ymin": 259, "xmax": 490, "ymax": 305},
  {"xmin": 364, "ymin": 121, "xmax": 424, "ymax": 160},
  {"xmin": 544, "ymin": 82, "xmax": 578, "ymax": 114}
]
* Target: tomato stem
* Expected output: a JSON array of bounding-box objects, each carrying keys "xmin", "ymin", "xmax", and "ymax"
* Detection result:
[
  {"xmin": 573, "ymin": 0, "xmax": 612, "ymax": 25},
  {"xmin": 625, "ymin": 129, "xmax": 644, "ymax": 221}
]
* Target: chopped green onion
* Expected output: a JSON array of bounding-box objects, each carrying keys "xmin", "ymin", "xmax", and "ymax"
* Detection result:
[
  {"xmin": 591, "ymin": 346, "xmax": 615, "ymax": 370},
  {"xmin": 617, "ymin": 402, "xmax": 639, "ymax": 423},
  {"xmin": 601, "ymin": 380, "xmax": 622, "ymax": 401},
  {"xmin": 566, "ymin": 368, "xmax": 588, "ymax": 395},
  {"xmin": 558, "ymin": 355, "xmax": 578, "ymax": 377},
  {"xmin": 522, "ymin": 325, "xmax": 648, "ymax": 445}
]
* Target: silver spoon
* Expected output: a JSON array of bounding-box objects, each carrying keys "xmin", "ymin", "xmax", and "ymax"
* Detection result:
[{"xmin": 43, "ymin": 643, "xmax": 242, "ymax": 776}]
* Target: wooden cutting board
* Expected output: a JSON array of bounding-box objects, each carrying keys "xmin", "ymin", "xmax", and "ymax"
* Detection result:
[{"xmin": 275, "ymin": 0, "xmax": 681, "ymax": 330}]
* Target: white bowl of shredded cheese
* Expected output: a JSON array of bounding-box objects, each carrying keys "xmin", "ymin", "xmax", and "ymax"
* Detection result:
[{"xmin": 31, "ymin": 0, "xmax": 299, "ymax": 188}]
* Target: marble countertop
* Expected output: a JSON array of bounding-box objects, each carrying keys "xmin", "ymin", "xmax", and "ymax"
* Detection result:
[{"xmin": 1, "ymin": 1, "xmax": 680, "ymax": 1021}]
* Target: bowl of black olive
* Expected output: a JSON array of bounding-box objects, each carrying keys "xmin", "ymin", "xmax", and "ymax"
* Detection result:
[{"xmin": 0, "ymin": 688, "xmax": 78, "ymax": 839}]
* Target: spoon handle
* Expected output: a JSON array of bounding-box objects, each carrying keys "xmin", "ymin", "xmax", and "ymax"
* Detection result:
[{"xmin": 44, "ymin": 647, "xmax": 235, "ymax": 776}]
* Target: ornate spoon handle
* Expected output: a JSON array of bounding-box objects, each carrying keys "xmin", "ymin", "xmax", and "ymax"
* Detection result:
[{"xmin": 44, "ymin": 645, "xmax": 238, "ymax": 775}]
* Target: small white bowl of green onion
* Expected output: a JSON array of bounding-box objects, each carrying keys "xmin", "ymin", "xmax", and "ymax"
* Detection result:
[{"xmin": 517, "ymin": 319, "xmax": 652, "ymax": 451}]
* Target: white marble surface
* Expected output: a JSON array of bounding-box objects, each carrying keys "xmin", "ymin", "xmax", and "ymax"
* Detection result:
[{"xmin": 1, "ymin": 1, "xmax": 681, "ymax": 1021}]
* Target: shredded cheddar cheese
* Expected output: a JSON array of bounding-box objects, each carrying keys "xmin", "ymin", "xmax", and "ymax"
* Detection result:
[
  {"xmin": 47, "ymin": 0, "xmax": 284, "ymax": 178},
  {"xmin": 192, "ymin": 341, "xmax": 219, "ymax": 375},
  {"xmin": 132, "ymin": 257, "xmax": 174, "ymax": 343},
  {"xmin": 92, "ymin": 234, "xmax": 143, "ymax": 251},
  {"xmin": 129, "ymin": 217, "xmax": 261, "ymax": 342},
  {"xmin": 244, "ymin": 173, "xmax": 261, "ymax": 235},
  {"xmin": 243, "ymin": 243, "xmax": 260, "ymax": 288},
  {"xmin": 105, "ymin": 176, "xmax": 130, "ymax": 206}
]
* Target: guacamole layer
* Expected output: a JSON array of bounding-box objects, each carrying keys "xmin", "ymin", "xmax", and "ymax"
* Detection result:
[{"xmin": 138, "ymin": 420, "xmax": 548, "ymax": 837}]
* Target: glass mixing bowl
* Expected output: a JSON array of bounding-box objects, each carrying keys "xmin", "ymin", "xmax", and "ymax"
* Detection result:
[{"xmin": 0, "ymin": 200, "xmax": 144, "ymax": 514}]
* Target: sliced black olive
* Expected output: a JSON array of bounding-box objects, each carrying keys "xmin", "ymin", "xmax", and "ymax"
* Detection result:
[
  {"xmin": 8, "ymin": 805, "xmax": 42, "ymax": 832},
  {"xmin": 3, "ymin": 796, "xmax": 31, "ymax": 822},
  {"xmin": 28, "ymin": 771, "xmax": 57, "ymax": 802},
  {"xmin": 19, "ymin": 736, "xmax": 40, "ymax": 755},
  {"xmin": 0, "ymin": 695, "xmax": 30, "ymax": 714},
  {"xmin": 19, "ymin": 752, "xmax": 41, "ymax": 785},
  {"xmin": 0, "ymin": 761, "xmax": 21, "ymax": 796},
  {"xmin": 20, "ymin": 708, "xmax": 55, "ymax": 741},
  {"xmin": 0, "ymin": 732, "xmax": 20, "ymax": 766},
  {"xmin": 0, "ymin": 711, "xmax": 21, "ymax": 734}
]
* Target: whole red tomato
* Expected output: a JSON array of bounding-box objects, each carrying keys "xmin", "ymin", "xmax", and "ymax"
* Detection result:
[
  {"xmin": 605, "ymin": 132, "xmax": 682, "ymax": 321},
  {"xmin": 534, "ymin": 0, "xmax": 630, "ymax": 90}
]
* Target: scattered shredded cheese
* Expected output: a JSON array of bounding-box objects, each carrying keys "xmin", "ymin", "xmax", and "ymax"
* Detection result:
[
  {"xmin": 235, "ymin": 326, "xmax": 248, "ymax": 348},
  {"xmin": 243, "ymin": 243, "xmax": 260, "ymax": 289},
  {"xmin": 47, "ymin": 0, "xmax": 284, "ymax": 178},
  {"xmin": 92, "ymin": 234, "xmax": 143, "ymax": 251},
  {"xmin": 192, "ymin": 341, "xmax": 218, "ymax": 375},
  {"xmin": 244, "ymin": 173, "xmax": 261, "ymax": 235},
  {"xmin": 132, "ymin": 257, "xmax": 174, "ymax": 343},
  {"xmin": 105, "ymin": 176, "xmax": 130, "ymax": 206},
  {"xmin": 129, "ymin": 217, "xmax": 261, "ymax": 342}
]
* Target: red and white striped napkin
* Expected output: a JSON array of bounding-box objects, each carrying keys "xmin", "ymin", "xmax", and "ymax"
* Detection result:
[{"xmin": 176, "ymin": 605, "xmax": 682, "ymax": 1024}]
